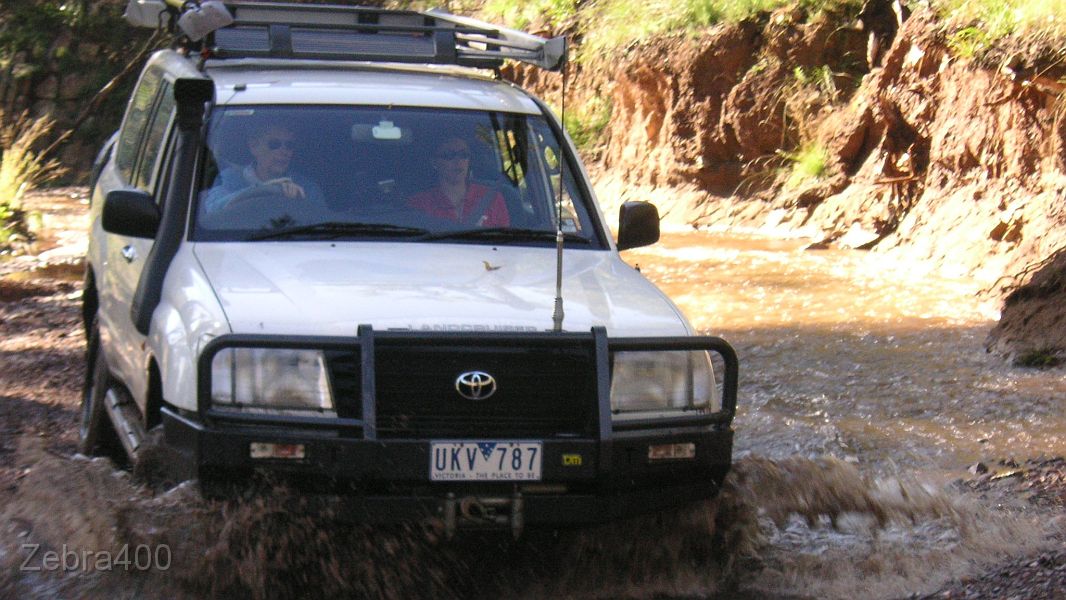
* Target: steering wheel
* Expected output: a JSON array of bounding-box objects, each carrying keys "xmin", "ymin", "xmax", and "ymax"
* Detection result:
[{"xmin": 210, "ymin": 182, "xmax": 306, "ymax": 229}]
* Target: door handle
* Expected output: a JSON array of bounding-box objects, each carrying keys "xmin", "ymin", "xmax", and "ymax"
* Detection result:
[{"xmin": 120, "ymin": 245, "xmax": 138, "ymax": 263}]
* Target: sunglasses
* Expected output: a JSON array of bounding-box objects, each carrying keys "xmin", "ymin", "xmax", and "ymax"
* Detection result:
[
  {"xmin": 265, "ymin": 138, "xmax": 295, "ymax": 151},
  {"xmin": 436, "ymin": 150, "xmax": 470, "ymax": 160}
]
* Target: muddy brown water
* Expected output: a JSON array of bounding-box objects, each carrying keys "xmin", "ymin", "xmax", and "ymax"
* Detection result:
[
  {"xmin": 628, "ymin": 233, "xmax": 1066, "ymax": 474},
  {"xmin": 2, "ymin": 227, "xmax": 1064, "ymax": 599}
]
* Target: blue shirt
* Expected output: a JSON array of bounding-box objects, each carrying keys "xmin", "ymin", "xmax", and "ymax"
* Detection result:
[{"xmin": 202, "ymin": 165, "xmax": 326, "ymax": 215}]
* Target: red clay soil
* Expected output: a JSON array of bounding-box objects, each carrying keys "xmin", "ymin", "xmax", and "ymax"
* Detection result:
[{"xmin": 506, "ymin": 5, "xmax": 1066, "ymax": 360}]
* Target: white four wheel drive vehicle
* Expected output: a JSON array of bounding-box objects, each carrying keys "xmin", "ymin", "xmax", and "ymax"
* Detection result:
[{"xmin": 83, "ymin": 0, "xmax": 739, "ymax": 536}]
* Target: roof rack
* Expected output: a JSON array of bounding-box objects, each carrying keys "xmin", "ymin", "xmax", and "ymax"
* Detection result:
[{"xmin": 125, "ymin": 0, "xmax": 567, "ymax": 71}]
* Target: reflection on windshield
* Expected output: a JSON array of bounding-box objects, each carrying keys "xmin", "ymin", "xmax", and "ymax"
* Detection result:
[{"xmin": 194, "ymin": 106, "xmax": 600, "ymax": 246}]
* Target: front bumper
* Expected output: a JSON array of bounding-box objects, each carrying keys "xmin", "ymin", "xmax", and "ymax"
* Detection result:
[
  {"xmin": 162, "ymin": 406, "xmax": 733, "ymax": 527},
  {"xmin": 171, "ymin": 325, "xmax": 739, "ymax": 530}
]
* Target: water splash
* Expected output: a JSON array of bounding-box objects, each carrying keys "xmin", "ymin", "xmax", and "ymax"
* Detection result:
[{"xmin": 3, "ymin": 437, "xmax": 1053, "ymax": 600}]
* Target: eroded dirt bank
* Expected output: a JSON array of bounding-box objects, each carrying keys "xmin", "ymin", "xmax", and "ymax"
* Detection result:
[{"xmin": 509, "ymin": 5, "xmax": 1066, "ymax": 361}]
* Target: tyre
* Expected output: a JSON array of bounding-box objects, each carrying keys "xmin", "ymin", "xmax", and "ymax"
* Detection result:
[
  {"xmin": 132, "ymin": 425, "xmax": 192, "ymax": 489},
  {"xmin": 79, "ymin": 317, "xmax": 123, "ymax": 459}
]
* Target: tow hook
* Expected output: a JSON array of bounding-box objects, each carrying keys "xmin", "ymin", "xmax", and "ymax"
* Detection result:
[{"xmin": 443, "ymin": 491, "xmax": 524, "ymax": 539}]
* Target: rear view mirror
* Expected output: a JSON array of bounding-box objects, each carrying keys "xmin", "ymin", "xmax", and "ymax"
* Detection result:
[
  {"xmin": 616, "ymin": 201, "xmax": 660, "ymax": 251},
  {"xmin": 102, "ymin": 189, "xmax": 160, "ymax": 238}
]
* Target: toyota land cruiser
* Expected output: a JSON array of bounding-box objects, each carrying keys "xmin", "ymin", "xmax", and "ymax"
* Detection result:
[{"xmin": 82, "ymin": 0, "xmax": 739, "ymax": 537}]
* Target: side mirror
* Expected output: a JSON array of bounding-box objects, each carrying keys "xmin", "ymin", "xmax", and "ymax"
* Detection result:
[
  {"xmin": 102, "ymin": 189, "xmax": 160, "ymax": 238},
  {"xmin": 616, "ymin": 201, "xmax": 660, "ymax": 251}
]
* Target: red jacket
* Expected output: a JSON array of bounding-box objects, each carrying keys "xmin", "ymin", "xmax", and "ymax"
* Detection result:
[{"xmin": 407, "ymin": 182, "xmax": 510, "ymax": 227}]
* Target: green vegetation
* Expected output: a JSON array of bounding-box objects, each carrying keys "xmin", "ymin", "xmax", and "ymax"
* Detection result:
[
  {"xmin": 0, "ymin": 1, "xmax": 149, "ymax": 183},
  {"xmin": 937, "ymin": 0, "xmax": 1066, "ymax": 56},
  {"xmin": 437, "ymin": 0, "xmax": 864, "ymax": 56},
  {"xmin": 946, "ymin": 26, "xmax": 994, "ymax": 59},
  {"xmin": 1015, "ymin": 348, "xmax": 1063, "ymax": 368},
  {"xmin": 561, "ymin": 96, "xmax": 612, "ymax": 152},
  {"xmin": 582, "ymin": 0, "xmax": 791, "ymax": 55},
  {"xmin": 481, "ymin": 0, "xmax": 577, "ymax": 30},
  {"xmin": 782, "ymin": 142, "xmax": 829, "ymax": 188},
  {"xmin": 0, "ymin": 111, "xmax": 60, "ymax": 248},
  {"xmin": 793, "ymin": 65, "xmax": 838, "ymax": 98}
]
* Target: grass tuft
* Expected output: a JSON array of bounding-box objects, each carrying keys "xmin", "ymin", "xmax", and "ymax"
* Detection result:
[
  {"xmin": 0, "ymin": 110, "xmax": 62, "ymax": 249},
  {"xmin": 793, "ymin": 65, "xmax": 838, "ymax": 98},
  {"xmin": 782, "ymin": 142, "xmax": 829, "ymax": 188},
  {"xmin": 1014, "ymin": 348, "xmax": 1062, "ymax": 368}
]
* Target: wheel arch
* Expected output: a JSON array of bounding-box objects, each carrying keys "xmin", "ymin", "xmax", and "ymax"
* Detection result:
[
  {"xmin": 146, "ymin": 358, "xmax": 164, "ymax": 429},
  {"xmin": 82, "ymin": 264, "xmax": 98, "ymax": 343}
]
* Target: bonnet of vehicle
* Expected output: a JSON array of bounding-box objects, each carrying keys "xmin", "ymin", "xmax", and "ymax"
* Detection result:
[{"xmin": 191, "ymin": 240, "xmax": 693, "ymax": 336}]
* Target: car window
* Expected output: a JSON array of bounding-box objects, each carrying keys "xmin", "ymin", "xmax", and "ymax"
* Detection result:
[
  {"xmin": 133, "ymin": 81, "xmax": 176, "ymax": 194},
  {"xmin": 529, "ymin": 119, "xmax": 595, "ymax": 235},
  {"xmin": 192, "ymin": 106, "xmax": 606, "ymax": 247},
  {"xmin": 114, "ymin": 66, "xmax": 164, "ymax": 183}
]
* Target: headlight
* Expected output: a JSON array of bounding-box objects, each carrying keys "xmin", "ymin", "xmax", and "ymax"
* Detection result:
[
  {"xmin": 211, "ymin": 348, "xmax": 334, "ymax": 414},
  {"xmin": 610, "ymin": 350, "xmax": 720, "ymax": 417}
]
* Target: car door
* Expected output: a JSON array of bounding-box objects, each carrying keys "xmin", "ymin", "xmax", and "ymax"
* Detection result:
[{"xmin": 98, "ymin": 67, "xmax": 177, "ymax": 403}]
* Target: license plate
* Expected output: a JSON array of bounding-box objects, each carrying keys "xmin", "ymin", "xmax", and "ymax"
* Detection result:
[{"xmin": 430, "ymin": 441, "xmax": 542, "ymax": 481}]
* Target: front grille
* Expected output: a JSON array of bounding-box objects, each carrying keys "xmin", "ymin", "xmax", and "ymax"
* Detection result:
[{"xmin": 372, "ymin": 343, "xmax": 597, "ymax": 438}]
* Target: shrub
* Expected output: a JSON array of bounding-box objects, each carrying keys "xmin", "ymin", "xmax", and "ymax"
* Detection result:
[
  {"xmin": 782, "ymin": 142, "xmax": 829, "ymax": 188},
  {"xmin": 793, "ymin": 65, "xmax": 837, "ymax": 98},
  {"xmin": 481, "ymin": 0, "xmax": 577, "ymax": 29},
  {"xmin": 0, "ymin": 110, "xmax": 62, "ymax": 248},
  {"xmin": 1014, "ymin": 348, "xmax": 1062, "ymax": 368},
  {"xmin": 937, "ymin": 0, "xmax": 1066, "ymax": 56},
  {"xmin": 562, "ymin": 96, "xmax": 613, "ymax": 152}
]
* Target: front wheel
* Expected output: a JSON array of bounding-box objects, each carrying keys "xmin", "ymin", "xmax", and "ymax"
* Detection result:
[{"xmin": 79, "ymin": 318, "xmax": 122, "ymax": 459}]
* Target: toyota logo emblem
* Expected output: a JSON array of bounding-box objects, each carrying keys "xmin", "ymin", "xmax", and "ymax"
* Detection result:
[{"xmin": 455, "ymin": 371, "xmax": 497, "ymax": 400}]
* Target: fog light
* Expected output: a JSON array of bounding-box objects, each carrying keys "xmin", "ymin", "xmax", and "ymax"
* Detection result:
[
  {"xmin": 250, "ymin": 442, "xmax": 306, "ymax": 460},
  {"xmin": 648, "ymin": 443, "xmax": 695, "ymax": 461}
]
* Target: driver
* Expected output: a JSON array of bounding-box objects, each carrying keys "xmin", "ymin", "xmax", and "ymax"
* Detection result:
[{"xmin": 202, "ymin": 123, "xmax": 325, "ymax": 214}]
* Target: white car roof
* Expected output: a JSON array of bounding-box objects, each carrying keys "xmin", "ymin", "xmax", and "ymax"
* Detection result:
[{"xmin": 203, "ymin": 59, "xmax": 543, "ymax": 114}]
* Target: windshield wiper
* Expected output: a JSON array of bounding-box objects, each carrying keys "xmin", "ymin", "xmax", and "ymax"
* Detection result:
[
  {"xmin": 417, "ymin": 227, "xmax": 590, "ymax": 244},
  {"xmin": 248, "ymin": 221, "xmax": 430, "ymax": 241}
]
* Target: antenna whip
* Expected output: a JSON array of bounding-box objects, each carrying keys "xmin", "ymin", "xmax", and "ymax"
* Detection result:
[{"xmin": 551, "ymin": 39, "xmax": 569, "ymax": 332}]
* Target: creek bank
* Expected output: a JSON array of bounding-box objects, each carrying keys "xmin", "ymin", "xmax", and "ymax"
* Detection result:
[{"xmin": 507, "ymin": 4, "xmax": 1066, "ymax": 361}]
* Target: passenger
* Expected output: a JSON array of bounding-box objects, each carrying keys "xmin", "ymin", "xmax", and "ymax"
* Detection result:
[
  {"xmin": 407, "ymin": 136, "xmax": 509, "ymax": 227},
  {"xmin": 203, "ymin": 123, "xmax": 325, "ymax": 214}
]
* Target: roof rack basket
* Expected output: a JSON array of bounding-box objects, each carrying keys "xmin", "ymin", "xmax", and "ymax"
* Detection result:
[{"xmin": 126, "ymin": 0, "xmax": 567, "ymax": 71}]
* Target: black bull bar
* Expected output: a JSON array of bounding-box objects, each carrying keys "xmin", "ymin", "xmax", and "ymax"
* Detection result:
[
  {"xmin": 173, "ymin": 326, "xmax": 738, "ymax": 532},
  {"xmin": 194, "ymin": 325, "xmax": 739, "ymax": 435}
]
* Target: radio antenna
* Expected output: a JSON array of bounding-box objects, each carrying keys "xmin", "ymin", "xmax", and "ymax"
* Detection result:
[{"xmin": 551, "ymin": 39, "xmax": 569, "ymax": 333}]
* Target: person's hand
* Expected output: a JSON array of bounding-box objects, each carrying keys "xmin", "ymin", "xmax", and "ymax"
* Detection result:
[{"xmin": 264, "ymin": 177, "xmax": 306, "ymax": 200}]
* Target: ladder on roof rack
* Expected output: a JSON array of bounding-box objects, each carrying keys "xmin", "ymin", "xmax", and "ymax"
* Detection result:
[{"xmin": 125, "ymin": 0, "xmax": 567, "ymax": 71}]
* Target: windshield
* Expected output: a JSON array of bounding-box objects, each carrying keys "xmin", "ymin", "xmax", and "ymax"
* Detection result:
[{"xmin": 192, "ymin": 105, "xmax": 604, "ymax": 247}]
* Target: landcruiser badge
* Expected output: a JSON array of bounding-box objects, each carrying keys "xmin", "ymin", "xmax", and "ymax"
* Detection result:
[{"xmin": 455, "ymin": 371, "xmax": 497, "ymax": 400}]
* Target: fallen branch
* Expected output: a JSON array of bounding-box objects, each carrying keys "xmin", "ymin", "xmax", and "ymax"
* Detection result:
[
  {"xmin": 981, "ymin": 243, "xmax": 1066, "ymax": 299},
  {"xmin": 39, "ymin": 29, "xmax": 165, "ymax": 160},
  {"xmin": 874, "ymin": 174, "xmax": 918, "ymax": 184}
]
